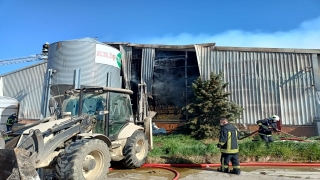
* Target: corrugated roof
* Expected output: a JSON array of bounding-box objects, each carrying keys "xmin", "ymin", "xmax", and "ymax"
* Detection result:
[
  {"xmin": 104, "ymin": 42, "xmax": 216, "ymax": 49},
  {"xmin": 104, "ymin": 42, "xmax": 320, "ymax": 54},
  {"xmin": 213, "ymin": 46, "xmax": 320, "ymax": 54},
  {"xmin": 0, "ymin": 61, "xmax": 46, "ymax": 77}
]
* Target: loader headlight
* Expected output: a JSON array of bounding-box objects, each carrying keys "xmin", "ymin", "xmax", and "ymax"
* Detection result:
[{"xmin": 98, "ymin": 110, "xmax": 108, "ymax": 115}]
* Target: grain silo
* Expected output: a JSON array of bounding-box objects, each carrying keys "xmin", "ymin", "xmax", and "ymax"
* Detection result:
[{"xmin": 47, "ymin": 37, "xmax": 122, "ymax": 96}]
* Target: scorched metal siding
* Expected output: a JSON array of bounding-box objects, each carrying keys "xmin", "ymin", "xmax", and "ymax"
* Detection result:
[
  {"xmin": 120, "ymin": 45, "xmax": 132, "ymax": 89},
  {"xmin": 141, "ymin": 48, "xmax": 155, "ymax": 94}
]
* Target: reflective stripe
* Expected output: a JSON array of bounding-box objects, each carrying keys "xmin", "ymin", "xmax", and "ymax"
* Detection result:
[
  {"xmin": 221, "ymin": 157, "xmax": 227, "ymax": 170},
  {"xmin": 218, "ymin": 142, "xmax": 224, "ymax": 145},
  {"xmin": 233, "ymin": 166, "xmax": 240, "ymax": 169},
  {"xmin": 259, "ymin": 133, "xmax": 270, "ymax": 135},
  {"xmin": 259, "ymin": 133, "xmax": 272, "ymax": 137},
  {"xmin": 227, "ymin": 132, "xmax": 231, "ymax": 151},
  {"xmin": 220, "ymin": 149, "xmax": 239, "ymax": 153},
  {"xmin": 235, "ymin": 131, "xmax": 238, "ymax": 142},
  {"xmin": 6, "ymin": 119, "xmax": 14, "ymax": 125}
]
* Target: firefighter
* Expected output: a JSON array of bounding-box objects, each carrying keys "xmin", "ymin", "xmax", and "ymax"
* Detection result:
[
  {"xmin": 256, "ymin": 115, "xmax": 281, "ymax": 143},
  {"xmin": 6, "ymin": 112, "xmax": 17, "ymax": 131},
  {"xmin": 217, "ymin": 118, "xmax": 241, "ymax": 175}
]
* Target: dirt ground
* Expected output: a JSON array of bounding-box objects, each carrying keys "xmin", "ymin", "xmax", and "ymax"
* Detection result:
[{"xmin": 106, "ymin": 167, "xmax": 320, "ymax": 180}]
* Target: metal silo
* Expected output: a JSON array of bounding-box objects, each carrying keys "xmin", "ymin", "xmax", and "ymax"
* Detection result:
[{"xmin": 47, "ymin": 37, "xmax": 122, "ymax": 96}]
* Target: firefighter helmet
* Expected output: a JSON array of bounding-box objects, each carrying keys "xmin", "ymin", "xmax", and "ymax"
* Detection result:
[{"xmin": 269, "ymin": 115, "xmax": 280, "ymax": 122}]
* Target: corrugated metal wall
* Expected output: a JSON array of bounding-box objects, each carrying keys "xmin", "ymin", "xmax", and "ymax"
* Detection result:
[
  {"xmin": 120, "ymin": 45, "xmax": 132, "ymax": 89},
  {"xmin": 311, "ymin": 54, "xmax": 320, "ymax": 120},
  {"xmin": 0, "ymin": 77, "xmax": 3, "ymax": 96},
  {"xmin": 195, "ymin": 45, "xmax": 317, "ymax": 125},
  {"xmin": 141, "ymin": 48, "xmax": 155, "ymax": 94},
  {"xmin": 1, "ymin": 62, "xmax": 47, "ymax": 119}
]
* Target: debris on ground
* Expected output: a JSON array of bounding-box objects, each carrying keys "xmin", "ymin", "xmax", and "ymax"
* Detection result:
[{"xmin": 260, "ymin": 171, "xmax": 267, "ymax": 175}]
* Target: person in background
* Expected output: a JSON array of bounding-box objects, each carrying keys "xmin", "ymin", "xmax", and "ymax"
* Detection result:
[
  {"xmin": 217, "ymin": 118, "xmax": 241, "ymax": 175},
  {"xmin": 256, "ymin": 115, "xmax": 281, "ymax": 143},
  {"xmin": 6, "ymin": 112, "xmax": 17, "ymax": 132}
]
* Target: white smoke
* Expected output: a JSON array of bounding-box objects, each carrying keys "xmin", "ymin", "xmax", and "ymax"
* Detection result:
[{"xmin": 139, "ymin": 16, "xmax": 320, "ymax": 49}]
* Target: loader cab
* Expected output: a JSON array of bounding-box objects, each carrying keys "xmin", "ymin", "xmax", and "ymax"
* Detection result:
[{"xmin": 61, "ymin": 87, "xmax": 134, "ymax": 140}]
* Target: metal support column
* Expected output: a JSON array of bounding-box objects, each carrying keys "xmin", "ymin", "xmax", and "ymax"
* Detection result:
[
  {"xmin": 105, "ymin": 72, "xmax": 111, "ymax": 137},
  {"xmin": 43, "ymin": 69, "xmax": 53, "ymax": 118},
  {"xmin": 144, "ymin": 85, "xmax": 148, "ymax": 118},
  {"xmin": 138, "ymin": 83, "xmax": 143, "ymax": 122},
  {"xmin": 185, "ymin": 51, "xmax": 188, "ymax": 121},
  {"xmin": 73, "ymin": 68, "xmax": 81, "ymax": 89}
]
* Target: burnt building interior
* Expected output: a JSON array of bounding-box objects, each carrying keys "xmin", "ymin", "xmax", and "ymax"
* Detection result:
[
  {"xmin": 107, "ymin": 43, "xmax": 200, "ymax": 123},
  {"xmin": 130, "ymin": 49, "xmax": 199, "ymax": 122}
]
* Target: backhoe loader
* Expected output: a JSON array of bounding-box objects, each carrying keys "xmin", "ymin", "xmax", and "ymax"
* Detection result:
[{"xmin": 0, "ymin": 86, "xmax": 155, "ymax": 180}]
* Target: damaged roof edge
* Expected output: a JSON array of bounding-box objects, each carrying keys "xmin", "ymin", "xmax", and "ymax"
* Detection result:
[
  {"xmin": 103, "ymin": 42, "xmax": 216, "ymax": 49},
  {"xmin": 104, "ymin": 42, "xmax": 320, "ymax": 54},
  {"xmin": 213, "ymin": 46, "xmax": 320, "ymax": 54},
  {"xmin": 0, "ymin": 61, "xmax": 46, "ymax": 77}
]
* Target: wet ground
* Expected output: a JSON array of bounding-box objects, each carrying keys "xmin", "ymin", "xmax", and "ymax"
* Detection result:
[{"xmin": 106, "ymin": 166, "xmax": 320, "ymax": 180}]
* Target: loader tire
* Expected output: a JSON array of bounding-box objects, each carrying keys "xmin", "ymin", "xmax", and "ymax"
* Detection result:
[
  {"xmin": 55, "ymin": 139, "xmax": 111, "ymax": 180},
  {"xmin": 122, "ymin": 130, "xmax": 148, "ymax": 168}
]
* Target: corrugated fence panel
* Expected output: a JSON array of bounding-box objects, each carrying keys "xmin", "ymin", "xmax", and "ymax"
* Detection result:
[
  {"xmin": 195, "ymin": 45, "xmax": 317, "ymax": 125},
  {"xmin": 120, "ymin": 45, "xmax": 132, "ymax": 90},
  {"xmin": 2, "ymin": 62, "xmax": 47, "ymax": 119},
  {"xmin": 141, "ymin": 48, "xmax": 155, "ymax": 94}
]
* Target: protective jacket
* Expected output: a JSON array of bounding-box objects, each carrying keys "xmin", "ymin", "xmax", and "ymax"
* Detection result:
[
  {"xmin": 218, "ymin": 123, "xmax": 240, "ymax": 154},
  {"xmin": 6, "ymin": 115, "xmax": 16, "ymax": 126},
  {"xmin": 257, "ymin": 119, "xmax": 278, "ymax": 135}
]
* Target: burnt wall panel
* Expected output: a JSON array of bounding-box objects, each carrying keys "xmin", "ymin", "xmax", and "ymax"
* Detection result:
[
  {"xmin": 149, "ymin": 50, "xmax": 199, "ymax": 122},
  {"xmin": 130, "ymin": 49, "xmax": 142, "ymax": 115}
]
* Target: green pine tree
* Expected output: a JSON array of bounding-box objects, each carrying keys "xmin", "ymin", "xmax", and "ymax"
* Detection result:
[{"xmin": 181, "ymin": 72, "xmax": 244, "ymax": 139}]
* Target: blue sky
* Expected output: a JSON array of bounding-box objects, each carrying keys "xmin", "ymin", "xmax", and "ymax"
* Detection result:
[{"xmin": 1, "ymin": 0, "xmax": 320, "ymax": 75}]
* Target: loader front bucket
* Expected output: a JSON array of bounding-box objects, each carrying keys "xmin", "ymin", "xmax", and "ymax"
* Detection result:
[{"xmin": 0, "ymin": 148, "xmax": 40, "ymax": 180}]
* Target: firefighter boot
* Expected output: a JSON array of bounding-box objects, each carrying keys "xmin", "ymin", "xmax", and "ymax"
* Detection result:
[
  {"xmin": 230, "ymin": 168, "xmax": 241, "ymax": 175},
  {"xmin": 217, "ymin": 167, "xmax": 229, "ymax": 173}
]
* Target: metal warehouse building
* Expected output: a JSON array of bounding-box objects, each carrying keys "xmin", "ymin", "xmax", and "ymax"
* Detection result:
[
  {"xmin": 0, "ymin": 62, "xmax": 47, "ymax": 120},
  {"xmin": 1, "ymin": 38, "xmax": 320, "ymax": 132}
]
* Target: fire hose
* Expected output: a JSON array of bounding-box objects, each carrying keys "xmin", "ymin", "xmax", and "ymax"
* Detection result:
[
  {"xmin": 239, "ymin": 128, "xmax": 310, "ymax": 142},
  {"xmin": 141, "ymin": 162, "xmax": 320, "ymax": 180},
  {"xmin": 239, "ymin": 130, "xmax": 259, "ymax": 140},
  {"xmin": 108, "ymin": 129, "xmax": 317, "ymax": 180},
  {"xmin": 141, "ymin": 130, "xmax": 315, "ymax": 179},
  {"xmin": 277, "ymin": 130, "xmax": 311, "ymax": 141}
]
